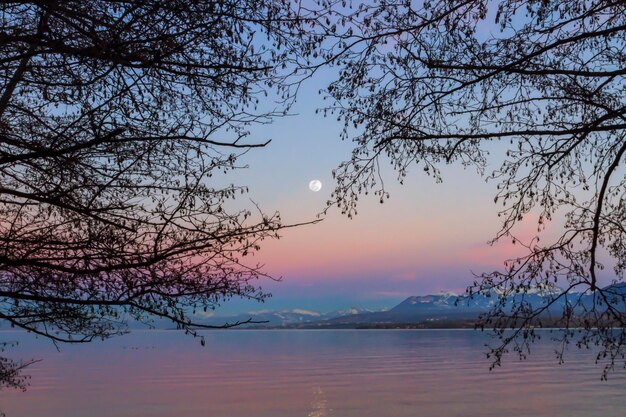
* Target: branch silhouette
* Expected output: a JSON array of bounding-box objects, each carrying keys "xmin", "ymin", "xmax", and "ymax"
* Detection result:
[
  {"xmin": 0, "ymin": 0, "xmax": 326, "ymax": 388},
  {"xmin": 324, "ymin": 0, "xmax": 626, "ymax": 377}
]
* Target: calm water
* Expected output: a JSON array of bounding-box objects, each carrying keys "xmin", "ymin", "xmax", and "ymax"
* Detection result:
[{"xmin": 1, "ymin": 329, "xmax": 624, "ymax": 416}]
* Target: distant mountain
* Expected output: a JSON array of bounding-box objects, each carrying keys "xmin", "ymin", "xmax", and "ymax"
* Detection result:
[
  {"xmin": 313, "ymin": 292, "xmax": 489, "ymax": 327},
  {"xmin": 303, "ymin": 284, "xmax": 626, "ymax": 329},
  {"xmin": 137, "ymin": 284, "xmax": 626, "ymax": 330},
  {"xmin": 189, "ymin": 307, "xmax": 379, "ymax": 328},
  {"xmin": 325, "ymin": 307, "xmax": 376, "ymax": 318},
  {"xmin": 188, "ymin": 289, "xmax": 570, "ymax": 329},
  {"xmin": 200, "ymin": 309, "xmax": 322, "ymax": 327},
  {"xmin": 604, "ymin": 282, "xmax": 626, "ymax": 296}
]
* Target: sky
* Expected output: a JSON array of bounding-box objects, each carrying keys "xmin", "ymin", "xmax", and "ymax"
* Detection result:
[
  {"xmin": 212, "ymin": 67, "xmax": 528, "ymax": 316},
  {"xmin": 199, "ymin": 3, "xmax": 587, "ymax": 317}
]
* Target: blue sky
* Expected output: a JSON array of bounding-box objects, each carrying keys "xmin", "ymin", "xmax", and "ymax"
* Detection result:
[{"xmin": 211, "ymin": 67, "xmax": 514, "ymax": 315}]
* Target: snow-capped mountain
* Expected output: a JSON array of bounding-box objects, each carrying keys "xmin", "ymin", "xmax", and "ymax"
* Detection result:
[
  {"xmin": 186, "ymin": 284, "xmax": 626, "ymax": 329},
  {"xmin": 193, "ymin": 307, "xmax": 378, "ymax": 328}
]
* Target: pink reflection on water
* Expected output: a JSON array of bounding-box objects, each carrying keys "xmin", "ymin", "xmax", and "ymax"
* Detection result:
[{"xmin": 2, "ymin": 330, "xmax": 625, "ymax": 417}]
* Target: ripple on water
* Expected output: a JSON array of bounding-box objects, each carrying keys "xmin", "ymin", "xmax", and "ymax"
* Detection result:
[{"xmin": 1, "ymin": 329, "xmax": 625, "ymax": 417}]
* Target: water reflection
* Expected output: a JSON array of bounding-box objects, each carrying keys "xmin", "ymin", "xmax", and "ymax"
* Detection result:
[{"xmin": 1, "ymin": 330, "xmax": 624, "ymax": 417}]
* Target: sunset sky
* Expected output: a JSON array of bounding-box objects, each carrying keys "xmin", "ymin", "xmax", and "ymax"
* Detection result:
[{"xmin": 215, "ymin": 69, "xmax": 533, "ymax": 315}]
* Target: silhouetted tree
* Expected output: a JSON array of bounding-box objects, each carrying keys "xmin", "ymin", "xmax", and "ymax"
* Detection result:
[
  {"xmin": 0, "ymin": 342, "xmax": 37, "ymax": 391},
  {"xmin": 0, "ymin": 0, "xmax": 325, "ymax": 388},
  {"xmin": 324, "ymin": 0, "xmax": 626, "ymax": 376}
]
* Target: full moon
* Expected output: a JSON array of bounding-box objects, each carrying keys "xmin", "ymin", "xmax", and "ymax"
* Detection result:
[{"xmin": 308, "ymin": 179, "xmax": 322, "ymax": 192}]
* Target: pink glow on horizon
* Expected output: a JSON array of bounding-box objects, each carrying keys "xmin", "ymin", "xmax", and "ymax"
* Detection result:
[{"xmin": 251, "ymin": 203, "xmax": 556, "ymax": 297}]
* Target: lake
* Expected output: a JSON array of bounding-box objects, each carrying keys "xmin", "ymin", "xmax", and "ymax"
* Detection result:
[{"xmin": 1, "ymin": 329, "xmax": 624, "ymax": 416}]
